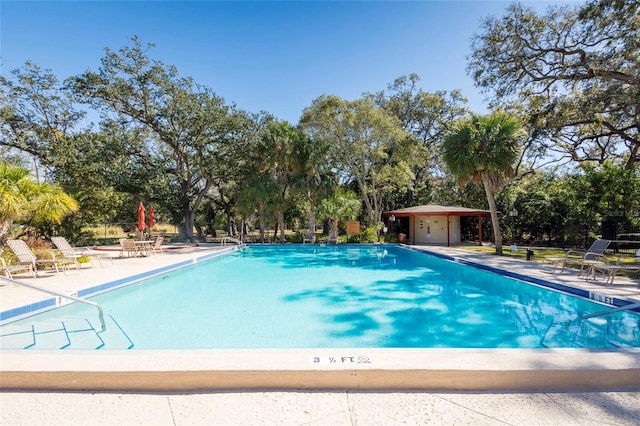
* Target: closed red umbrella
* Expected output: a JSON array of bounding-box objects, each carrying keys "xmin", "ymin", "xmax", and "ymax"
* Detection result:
[
  {"xmin": 148, "ymin": 206, "xmax": 155, "ymax": 228},
  {"xmin": 137, "ymin": 203, "xmax": 146, "ymax": 231}
]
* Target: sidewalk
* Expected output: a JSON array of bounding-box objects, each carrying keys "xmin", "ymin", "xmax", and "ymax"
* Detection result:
[{"xmin": 2, "ymin": 389, "xmax": 639, "ymax": 425}]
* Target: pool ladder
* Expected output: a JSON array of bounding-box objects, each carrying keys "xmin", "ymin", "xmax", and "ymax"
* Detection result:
[
  {"xmin": 221, "ymin": 236, "xmax": 244, "ymax": 247},
  {"xmin": 542, "ymin": 301, "xmax": 640, "ymax": 348}
]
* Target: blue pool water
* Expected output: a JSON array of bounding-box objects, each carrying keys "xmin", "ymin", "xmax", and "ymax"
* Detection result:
[{"xmin": 3, "ymin": 245, "xmax": 640, "ymax": 349}]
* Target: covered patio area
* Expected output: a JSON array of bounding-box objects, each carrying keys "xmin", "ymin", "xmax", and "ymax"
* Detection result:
[{"xmin": 383, "ymin": 204, "xmax": 493, "ymax": 246}]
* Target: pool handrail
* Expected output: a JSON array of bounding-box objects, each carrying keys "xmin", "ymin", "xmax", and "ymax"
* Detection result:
[
  {"xmin": 221, "ymin": 236, "xmax": 243, "ymax": 247},
  {"xmin": 581, "ymin": 301, "xmax": 640, "ymax": 320},
  {"xmin": 0, "ymin": 275, "xmax": 107, "ymax": 332}
]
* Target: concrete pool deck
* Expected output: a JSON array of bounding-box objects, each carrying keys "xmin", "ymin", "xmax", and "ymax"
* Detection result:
[{"xmin": 1, "ymin": 243, "xmax": 639, "ymax": 424}]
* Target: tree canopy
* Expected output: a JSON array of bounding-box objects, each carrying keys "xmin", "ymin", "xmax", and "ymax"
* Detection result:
[
  {"xmin": 300, "ymin": 95, "xmax": 416, "ymax": 227},
  {"xmin": 368, "ymin": 73, "xmax": 469, "ymax": 207},
  {"xmin": 1, "ymin": 22, "xmax": 638, "ymax": 249},
  {"xmin": 468, "ymin": 0, "xmax": 639, "ymax": 168},
  {"xmin": 69, "ymin": 38, "xmax": 251, "ymax": 241}
]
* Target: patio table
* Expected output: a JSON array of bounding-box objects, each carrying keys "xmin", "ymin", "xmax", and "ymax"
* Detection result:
[{"xmin": 134, "ymin": 240, "xmax": 154, "ymax": 256}]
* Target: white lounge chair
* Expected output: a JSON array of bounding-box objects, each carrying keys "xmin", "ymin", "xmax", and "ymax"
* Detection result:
[
  {"xmin": 0, "ymin": 256, "xmax": 36, "ymax": 280},
  {"xmin": 51, "ymin": 236, "xmax": 113, "ymax": 267},
  {"xmin": 5, "ymin": 239, "xmax": 78, "ymax": 275}
]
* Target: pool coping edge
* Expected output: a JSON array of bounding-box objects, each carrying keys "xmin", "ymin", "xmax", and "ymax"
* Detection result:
[{"xmin": 1, "ymin": 348, "xmax": 639, "ymax": 391}]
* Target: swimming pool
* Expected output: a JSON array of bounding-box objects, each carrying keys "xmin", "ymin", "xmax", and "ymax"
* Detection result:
[{"xmin": 2, "ymin": 244, "xmax": 639, "ymax": 350}]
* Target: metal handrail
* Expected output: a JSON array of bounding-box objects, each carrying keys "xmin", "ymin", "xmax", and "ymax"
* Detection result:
[
  {"xmin": 0, "ymin": 275, "xmax": 106, "ymax": 332},
  {"xmin": 221, "ymin": 236, "xmax": 243, "ymax": 247},
  {"xmin": 582, "ymin": 301, "xmax": 640, "ymax": 320}
]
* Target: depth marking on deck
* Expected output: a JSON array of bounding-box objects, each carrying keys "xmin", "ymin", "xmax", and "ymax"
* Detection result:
[{"xmin": 311, "ymin": 355, "xmax": 372, "ymax": 364}]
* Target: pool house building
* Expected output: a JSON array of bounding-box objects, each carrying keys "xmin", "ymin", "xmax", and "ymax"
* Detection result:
[{"xmin": 383, "ymin": 204, "xmax": 493, "ymax": 246}]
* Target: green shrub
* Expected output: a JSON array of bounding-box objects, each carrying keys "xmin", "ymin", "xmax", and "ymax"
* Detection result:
[
  {"xmin": 359, "ymin": 226, "xmax": 379, "ymax": 243},
  {"xmin": 383, "ymin": 233, "xmax": 399, "ymax": 243},
  {"xmin": 287, "ymin": 232, "xmax": 304, "ymax": 243}
]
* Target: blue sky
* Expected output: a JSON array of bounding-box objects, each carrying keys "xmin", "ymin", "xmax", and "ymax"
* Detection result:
[{"xmin": 2, "ymin": 1, "xmax": 579, "ymax": 124}]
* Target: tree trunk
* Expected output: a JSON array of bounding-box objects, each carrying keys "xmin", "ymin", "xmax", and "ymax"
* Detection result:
[
  {"xmin": 0, "ymin": 220, "xmax": 10, "ymax": 244},
  {"xmin": 276, "ymin": 210, "xmax": 286, "ymax": 243},
  {"xmin": 259, "ymin": 204, "xmax": 266, "ymax": 243},
  {"xmin": 625, "ymin": 144, "xmax": 638, "ymax": 170},
  {"xmin": 482, "ymin": 174, "xmax": 503, "ymax": 255},
  {"xmin": 406, "ymin": 188, "xmax": 414, "ymax": 207},
  {"xmin": 178, "ymin": 209, "xmax": 196, "ymax": 242},
  {"xmin": 354, "ymin": 176, "xmax": 375, "ymax": 226},
  {"xmin": 178, "ymin": 178, "xmax": 211, "ymax": 243},
  {"xmin": 373, "ymin": 188, "xmax": 385, "ymax": 232},
  {"xmin": 308, "ymin": 193, "xmax": 316, "ymax": 234}
]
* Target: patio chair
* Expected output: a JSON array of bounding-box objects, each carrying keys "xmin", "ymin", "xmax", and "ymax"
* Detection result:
[
  {"xmin": 590, "ymin": 256, "xmax": 640, "ymax": 288},
  {"xmin": 576, "ymin": 252, "xmax": 612, "ymax": 280},
  {"xmin": 51, "ymin": 236, "xmax": 114, "ymax": 267},
  {"xmin": 0, "ymin": 256, "xmax": 36, "ymax": 280},
  {"xmin": 119, "ymin": 238, "xmax": 140, "ymax": 258},
  {"xmin": 539, "ymin": 239, "xmax": 611, "ymax": 273},
  {"xmin": 326, "ymin": 230, "xmax": 338, "ymax": 244},
  {"xmin": 147, "ymin": 235, "xmax": 165, "ymax": 255},
  {"xmin": 5, "ymin": 239, "xmax": 78, "ymax": 275}
]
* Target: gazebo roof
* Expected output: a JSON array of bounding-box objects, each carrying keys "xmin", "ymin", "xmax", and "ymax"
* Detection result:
[{"xmin": 384, "ymin": 204, "xmax": 492, "ymax": 216}]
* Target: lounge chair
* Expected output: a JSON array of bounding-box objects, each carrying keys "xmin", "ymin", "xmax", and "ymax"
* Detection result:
[
  {"xmin": 326, "ymin": 231, "xmax": 338, "ymax": 244},
  {"xmin": 590, "ymin": 256, "xmax": 640, "ymax": 288},
  {"xmin": 539, "ymin": 239, "xmax": 611, "ymax": 273},
  {"xmin": 5, "ymin": 239, "xmax": 78, "ymax": 275},
  {"xmin": 577, "ymin": 252, "xmax": 612, "ymax": 280},
  {"xmin": 51, "ymin": 236, "xmax": 114, "ymax": 267},
  {"xmin": 303, "ymin": 231, "xmax": 316, "ymax": 244},
  {"xmin": 0, "ymin": 256, "xmax": 36, "ymax": 280}
]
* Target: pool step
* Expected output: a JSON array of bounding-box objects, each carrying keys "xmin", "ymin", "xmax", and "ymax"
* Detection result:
[
  {"xmin": 0, "ymin": 320, "xmax": 72, "ymax": 349},
  {"xmin": 574, "ymin": 317, "xmax": 613, "ymax": 348},
  {"xmin": 0, "ymin": 324, "xmax": 36, "ymax": 349},
  {"xmin": 607, "ymin": 317, "xmax": 640, "ymax": 347},
  {"xmin": 0, "ymin": 316, "xmax": 134, "ymax": 350},
  {"xmin": 65, "ymin": 318, "xmax": 104, "ymax": 349},
  {"xmin": 542, "ymin": 315, "xmax": 638, "ymax": 348},
  {"xmin": 541, "ymin": 320, "xmax": 581, "ymax": 347},
  {"xmin": 96, "ymin": 316, "xmax": 135, "ymax": 349},
  {"xmin": 574, "ymin": 316, "xmax": 640, "ymax": 348}
]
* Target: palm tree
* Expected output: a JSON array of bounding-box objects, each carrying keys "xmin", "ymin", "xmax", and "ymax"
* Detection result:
[
  {"xmin": 318, "ymin": 187, "xmax": 361, "ymax": 240},
  {"xmin": 264, "ymin": 121, "xmax": 297, "ymax": 243},
  {"xmin": 443, "ymin": 112, "xmax": 524, "ymax": 255},
  {"xmin": 0, "ymin": 161, "xmax": 79, "ymax": 243},
  {"xmin": 237, "ymin": 174, "xmax": 279, "ymax": 243},
  {"xmin": 289, "ymin": 131, "xmax": 336, "ymax": 237}
]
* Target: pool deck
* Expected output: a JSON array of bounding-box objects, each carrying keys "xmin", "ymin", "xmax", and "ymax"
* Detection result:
[{"xmin": 1, "ymin": 243, "xmax": 639, "ymax": 425}]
